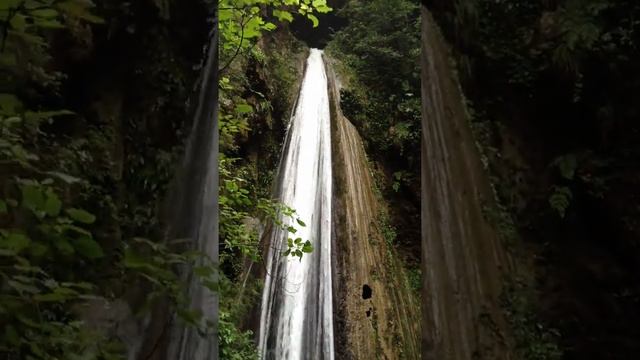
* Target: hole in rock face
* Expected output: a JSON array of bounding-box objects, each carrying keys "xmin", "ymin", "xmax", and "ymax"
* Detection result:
[
  {"xmin": 362, "ymin": 284, "xmax": 372, "ymax": 299},
  {"xmin": 366, "ymin": 308, "xmax": 372, "ymax": 317}
]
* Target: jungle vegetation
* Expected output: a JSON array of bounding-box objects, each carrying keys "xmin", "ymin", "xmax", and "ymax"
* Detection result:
[{"xmin": 427, "ymin": 0, "xmax": 640, "ymax": 358}]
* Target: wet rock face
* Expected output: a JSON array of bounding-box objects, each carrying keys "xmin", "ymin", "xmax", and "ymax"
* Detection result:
[
  {"xmin": 327, "ymin": 57, "xmax": 420, "ymax": 360},
  {"xmin": 420, "ymin": 7, "xmax": 515, "ymax": 360}
]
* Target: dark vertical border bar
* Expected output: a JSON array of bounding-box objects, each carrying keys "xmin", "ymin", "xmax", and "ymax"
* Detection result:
[{"xmin": 140, "ymin": 1, "xmax": 219, "ymax": 359}]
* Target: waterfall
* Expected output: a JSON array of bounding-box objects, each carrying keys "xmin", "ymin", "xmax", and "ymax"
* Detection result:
[{"xmin": 258, "ymin": 49, "xmax": 335, "ymax": 360}]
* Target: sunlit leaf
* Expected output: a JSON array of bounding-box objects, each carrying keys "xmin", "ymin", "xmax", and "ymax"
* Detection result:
[
  {"xmin": 273, "ymin": 9, "xmax": 293, "ymax": 22},
  {"xmin": 307, "ymin": 14, "xmax": 319, "ymax": 28},
  {"xmin": 235, "ymin": 103, "xmax": 253, "ymax": 114}
]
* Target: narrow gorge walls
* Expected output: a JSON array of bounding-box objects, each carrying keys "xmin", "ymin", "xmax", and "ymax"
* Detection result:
[
  {"xmin": 328, "ymin": 59, "xmax": 421, "ymax": 360},
  {"xmin": 420, "ymin": 7, "xmax": 515, "ymax": 360}
]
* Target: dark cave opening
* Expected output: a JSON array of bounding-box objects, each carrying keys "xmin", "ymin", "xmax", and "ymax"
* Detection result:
[{"xmin": 362, "ymin": 284, "xmax": 372, "ymax": 300}]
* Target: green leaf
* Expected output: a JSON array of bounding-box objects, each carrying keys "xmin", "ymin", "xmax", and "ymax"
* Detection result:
[
  {"xmin": 54, "ymin": 238, "xmax": 75, "ymax": 256},
  {"xmin": 202, "ymin": 279, "xmax": 219, "ymax": 292},
  {"xmin": 243, "ymin": 16, "xmax": 264, "ymax": 39},
  {"xmin": 56, "ymin": 1, "xmax": 105, "ymax": 24},
  {"xmin": 553, "ymin": 154, "xmax": 577, "ymax": 180},
  {"xmin": 0, "ymin": 248, "xmax": 15, "ymax": 257},
  {"xmin": 29, "ymin": 242, "xmax": 48, "ymax": 257},
  {"xmin": 235, "ymin": 103, "xmax": 253, "ymax": 114},
  {"xmin": 314, "ymin": 4, "xmax": 332, "ymax": 13},
  {"xmin": 3, "ymin": 232, "xmax": 31, "ymax": 253},
  {"xmin": 34, "ymin": 292, "xmax": 67, "ymax": 302},
  {"xmin": 4, "ymin": 325, "xmax": 19, "ymax": 346},
  {"xmin": 72, "ymin": 236, "xmax": 103, "ymax": 259},
  {"xmin": 8, "ymin": 279, "xmax": 40, "ymax": 294},
  {"xmin": 24, "ymin": 0, "xmax": 46, "ymax": 10},
  {"xmin": 194, "ymin": 265, "xmax": 216, "ymax": 278},
  {"xmin": 0, "ymin": 199, "xmax": 7, "ymax": 213},
  {"xmin": 44, "ymin": 190, "xmax": 62, "ymax": 217},
  {"xmin": 302, "ymin": 240, "xmax": 313, "ymax": 253},
  {"xmin": 21, "ymin": 184, "xmax": 45, "ymax": 211},
  {"xmin": 46, "ymin": 171, "xmax": 81, "ymax": 184},
  {"xmin": 30, "ymin": 8, "xmax": 59, "ymax": 18},
  {"xmin": 66, "ymin": 208, "xmax": 96, "ymax": 224},
  {"xmin": 273, "ymin": 9, "xmax": 293, "ymax": 22},
  {"xmin": 307, "ymin": 14, "xmax": 319, "ymax": 28},
  {"xmin": 33, "ymin": 18, "xmax": 65, "ymax": 29},
  {"xmin": 177, "ymin": 308, "xmax": 203, "ymax": 326},
  {"xmin": 8, "ymin": 29, "xmax": 46, "ymax": 45},
  {"xmin": 25, "ymin": 110, "xmax": 74, "ymax": 124},
  {"xmin": 59, "ymin": 224, "xmax": 91, "ymax": 237},
  {"xmin": 296, "ymin": 218, "xmax": 306, "ymax": 227},
  {"xmin": 122, "ymin": 247, "xmax": 148, "ymax": 269},
  {"xmin": 0, "ymin": 52, "xmax": 17, "ymax": 67},
  {"xmin": 0, "ymin": 93, "xmax": 22, "ymax": 115},
  {"xmin": 549, "ymin": 186, "xmax": 573, "ymax": 218}
]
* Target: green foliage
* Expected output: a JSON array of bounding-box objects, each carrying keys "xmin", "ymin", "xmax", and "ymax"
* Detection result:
[
  {"xmin": 219, "ymin": 156, "xmax": 308, "ymax": 263},
  {"xmin": 122, "ymin": 238, "xmax": 217, "ymax": 332},
  {"xmin": 549, "ymin": 186, "xmax": 572, "ymax": 218},
  {"xmin": 481, "ymin": 199, "xmax": 519, "ymax": 246},
  {"xmin": 219, "ymin": 310, "xmax": 259, "ymax": 360},
  {"xmin": 0, "ymin": 3, "xmax": 117, "ymax": 352},
  {"xmin": 218, "ymin": 4, "xmax": 325, "ymax": 355},
  {"xmin": 501, "ymin": 279, "xmax": 563, "ymax": 360},
  {"xmin": 219, "ymin": 0, "xmax": 331, "ymax": 71},
  {"xmin": 283, "ymin": 237, "xmax": 313, "ymax": 261},
  {"xmin": 218, "ymin": 271, "xmax": 262, "ymax": 359},
  {"xmin": 547, "ymin": 153, "xmax": 610, "ymax": 218},
  {"xmin": 328, "ymin": 0, "xmax": 421, "ymax": 160},
  {"xmin": 406, "ymin": 266, "xmax": 421, "ymax": 295},
  {"xmin": 391, "ymin": 171, "xmax": 412, "ymax": 192},
  {"xmin": 0, "ymin": 0, "xmax": 103, "ymax": 90},
  {"xmin": 432, "ymin": 0, "xmax": 640, "ymax": 357},
  {"xmin": 377, "ymin": 207, "xmax": 397, "ymax": 249},
  {"xmin": 551, "ymin": 0, "xmax": 610, "ymax": 73},
  {"xmin": 0, "ymin": 1, "xmax": 217, "ymax": 357},
  {"xmin": 551, "ymin": 154, "xmax": 578, "ymax": 181},
  {"xmin": 0, "ymin": 145, "xmax": 119, "ymax": 358}
]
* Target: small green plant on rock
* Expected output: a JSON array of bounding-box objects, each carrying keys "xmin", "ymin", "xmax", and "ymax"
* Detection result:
[{"xmin": 501, "ymin": 278, "xmax": 563, "ymax": 360}]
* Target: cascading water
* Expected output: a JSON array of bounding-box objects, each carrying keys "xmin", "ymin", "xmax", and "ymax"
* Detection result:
[{"xmin": 258, "ymin": 49, "xmax": 335, "ymax": 360}]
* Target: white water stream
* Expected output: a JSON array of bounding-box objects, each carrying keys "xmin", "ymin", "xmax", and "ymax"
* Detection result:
[{"xmin": 258, "ymin": 49, "xmax": 335, "ymax": 360}]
